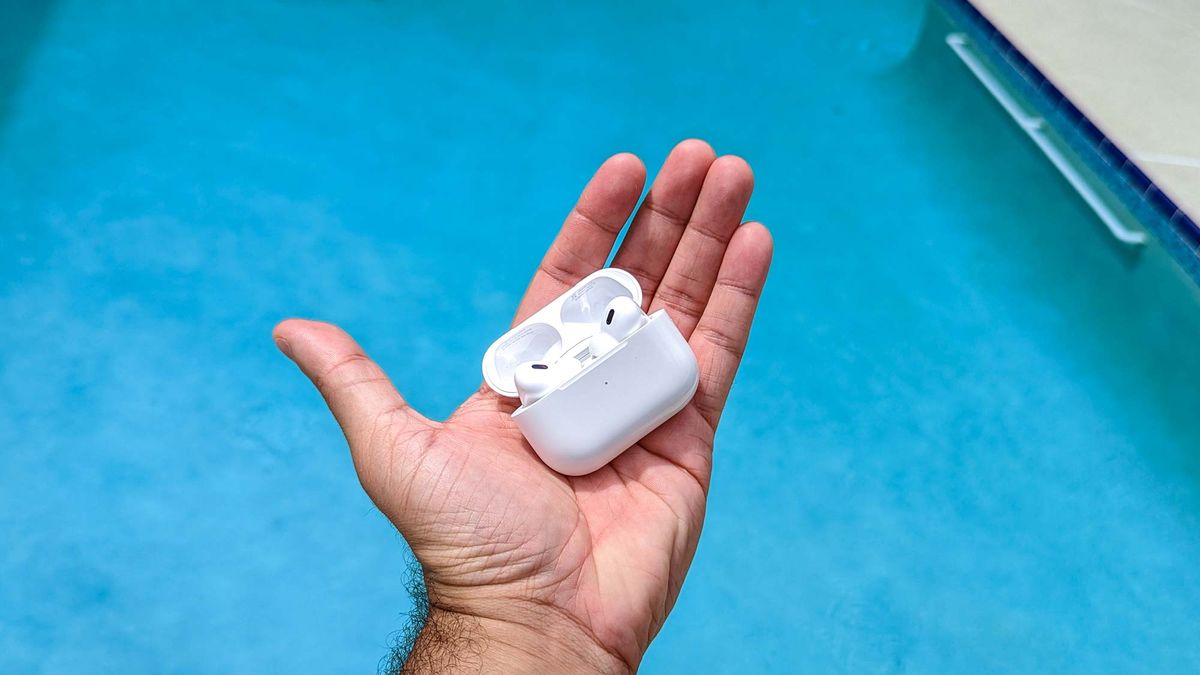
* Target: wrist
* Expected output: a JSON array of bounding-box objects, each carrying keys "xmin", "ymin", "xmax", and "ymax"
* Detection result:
[{"xmin": 404, "ymin": 603, "xmax": 632, "ymax": 674}]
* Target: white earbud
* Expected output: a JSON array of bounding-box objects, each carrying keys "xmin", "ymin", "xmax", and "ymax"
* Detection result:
[
  {"xmin": 589, "ymin": 296, "xmax": 648, "ymax": 359},
  {"xmin": 513, "ymin": 358, "xmax": 583, "ymax": 406}
]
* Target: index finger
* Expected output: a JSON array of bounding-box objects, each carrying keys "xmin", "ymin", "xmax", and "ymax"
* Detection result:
[{"xmin": 512, "ymin": 153, "xmax": 646, "ymax": 324}]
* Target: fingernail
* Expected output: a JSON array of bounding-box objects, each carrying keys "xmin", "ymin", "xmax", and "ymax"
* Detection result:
[{"xmin": 274, "ymin": 336, "xmax": 293, "ymax": 358}]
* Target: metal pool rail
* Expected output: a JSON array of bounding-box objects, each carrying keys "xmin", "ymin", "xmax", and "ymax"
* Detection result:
[{"xmin": 946, "ymin": 32, "xmax": 1147, "ymax": 247}]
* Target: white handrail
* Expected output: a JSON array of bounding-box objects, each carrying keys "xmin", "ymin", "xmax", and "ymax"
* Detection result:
[{"xmin": 946, "ymin": 33, "xmax": 1147, "ymax": 246}]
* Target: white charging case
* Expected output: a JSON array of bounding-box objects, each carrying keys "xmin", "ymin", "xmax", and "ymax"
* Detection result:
[{"xmin": 482, "ymin": 268, "xmax": 699, "ymax": 475}]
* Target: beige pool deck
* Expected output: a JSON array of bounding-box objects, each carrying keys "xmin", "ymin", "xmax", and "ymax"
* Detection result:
[{"xmin": 969, "ymin": 0, "xmax": 1200, "ymax": 219}]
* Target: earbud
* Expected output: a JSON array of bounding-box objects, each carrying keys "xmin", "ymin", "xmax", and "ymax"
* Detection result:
[
  {"xmin": 513, "ymin": 296, "xmax": 647, "ymax": 406},
  {"xmin": 588, "ymin": 296, "xmax": 648, "ymax": 359},
  {"xmin": 513, "ymin": 358, "xmax": 583, "ymax": 406}
]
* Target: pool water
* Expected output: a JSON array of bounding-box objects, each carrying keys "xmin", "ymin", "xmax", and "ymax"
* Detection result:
[{"xmin": 4, "ymin": 1, "xmax": 1200, "ymax": 672}]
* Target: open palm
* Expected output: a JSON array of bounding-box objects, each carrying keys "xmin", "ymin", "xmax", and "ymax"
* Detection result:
[{"xmin": 275, "ymin": 140, "xmax": 772, "ymax": 673}]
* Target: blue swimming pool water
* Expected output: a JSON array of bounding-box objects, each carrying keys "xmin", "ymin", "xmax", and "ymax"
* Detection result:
[{"xmin": 4, "ymin": 1, "xmax": 1200, "ymax": 672}]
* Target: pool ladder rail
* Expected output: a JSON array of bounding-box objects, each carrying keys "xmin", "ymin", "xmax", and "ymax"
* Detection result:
[{"xmin": 946, "ymin": 33, "xmax": 1147, "ymax": 247}]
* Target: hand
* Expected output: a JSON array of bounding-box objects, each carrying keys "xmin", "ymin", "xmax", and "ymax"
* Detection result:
[{"xmin": 274, "ymin": 140, "xmax": 772, "ymax": 673}]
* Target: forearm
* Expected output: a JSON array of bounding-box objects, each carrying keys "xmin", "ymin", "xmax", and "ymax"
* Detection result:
[{"xmin": 401, "ymin": 605, "xmax": 632, "ymax": 674}]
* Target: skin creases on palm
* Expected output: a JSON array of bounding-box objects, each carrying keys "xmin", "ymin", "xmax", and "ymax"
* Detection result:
[{"xmin": 275, "ymin": 139, "xmax": 772, "ymax": 671}]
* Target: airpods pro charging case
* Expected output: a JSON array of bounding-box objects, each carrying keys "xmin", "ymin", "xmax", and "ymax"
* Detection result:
[{"xmin": 482, "ymin": 268, "xmax": 699, "ymax": 476}]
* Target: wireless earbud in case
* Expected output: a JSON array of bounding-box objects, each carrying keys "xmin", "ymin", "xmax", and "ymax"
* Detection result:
[{"xmin": 482, "ymin": 268, "xmax": 699, "ymax": 475}]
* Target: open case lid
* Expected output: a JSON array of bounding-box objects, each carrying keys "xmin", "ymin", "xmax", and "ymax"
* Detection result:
[{"xmin": 482, "ymin": 268, "xmax": 642, "ymax": 398}]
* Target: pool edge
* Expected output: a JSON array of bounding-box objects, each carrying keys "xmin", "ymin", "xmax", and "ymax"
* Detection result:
[{"xmin": 936, "ymin": 0, "xmax": 1200, "ymax": 285}]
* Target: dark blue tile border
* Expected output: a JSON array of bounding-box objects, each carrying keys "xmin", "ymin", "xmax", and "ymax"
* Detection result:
[{"xmin": 938, "ymin": 0, "xmax": 1200, "ymax": 281}]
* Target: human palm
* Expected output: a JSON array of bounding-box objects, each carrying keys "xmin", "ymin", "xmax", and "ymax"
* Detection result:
[{"xmin": 275, "ymin": 140, "xmax": 772, "ymax": 673}]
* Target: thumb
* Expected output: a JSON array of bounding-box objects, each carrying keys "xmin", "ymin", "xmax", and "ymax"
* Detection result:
[{"xmin": 273, "ymin": 319, "xmax": 431, "ymax": 484}]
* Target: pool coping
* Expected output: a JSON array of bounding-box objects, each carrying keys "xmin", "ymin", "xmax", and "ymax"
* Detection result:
[{"xmin": 938, "ymin": 0, "xmax": 1200, "ymax": 283}]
